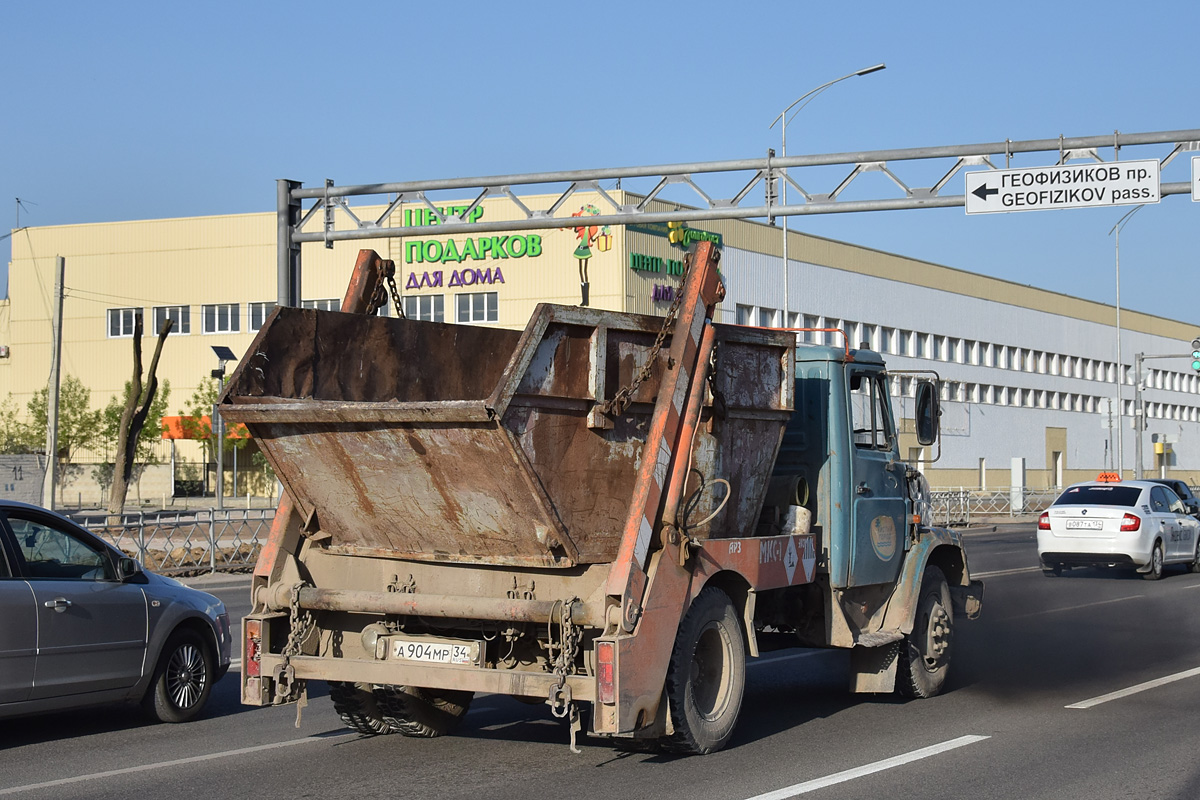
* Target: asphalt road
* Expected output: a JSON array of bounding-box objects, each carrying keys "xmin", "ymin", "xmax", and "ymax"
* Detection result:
[{"xmin": 4, "ymin": 524, "xmax": 1200, "ymax": 800}]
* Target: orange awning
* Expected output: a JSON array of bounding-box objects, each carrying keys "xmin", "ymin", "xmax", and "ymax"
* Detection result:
[{"xmin": 160, "ymin": 415, "xmax": 250, "ymax": 440}]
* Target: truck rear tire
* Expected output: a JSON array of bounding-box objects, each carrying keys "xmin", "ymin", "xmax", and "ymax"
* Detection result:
[
  {"xmin": 374, "ymin": 685, "xmax": 473, "ymax": 737},
  {"xmin": 329, "ymin": 681, "xmax": 393, "ymax": 735},
  {"xmin": 661, "ymin": 586, "xmax": 745, "ymax": 755},
  {"xmin": 897, "ymin": 566, "xmax": 954, "ymax": 699}
]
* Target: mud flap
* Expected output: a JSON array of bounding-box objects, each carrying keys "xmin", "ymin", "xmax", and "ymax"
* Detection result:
[
  {"xmin": 850, "ymin": 641, "xmax": 901, "ymax": 694},
  {"xmin": 949, "ymin": 579, "xmax": 984, "ymax": 620}
]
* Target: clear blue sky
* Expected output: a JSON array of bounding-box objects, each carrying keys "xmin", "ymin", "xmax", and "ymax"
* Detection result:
[{"xmin": 3, "ymin": 0, "xmax": 1197, "ymax": 328}]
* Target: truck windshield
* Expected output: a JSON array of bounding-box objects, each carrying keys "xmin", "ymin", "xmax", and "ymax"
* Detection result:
[{"xmin": 1052, "ymin": 485, "xmax": 1141, "ymax": 507}]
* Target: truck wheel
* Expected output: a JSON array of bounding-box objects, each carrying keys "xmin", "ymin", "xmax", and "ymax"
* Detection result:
[
  {"xmin": 897, "ymin": 566, "xmax": 954, "ymax": 699},
  {"xmin": 1142, "ymin": 541, "xmax": 1165, "ymax": 580},
  {"xmin": 329, "ymin": 681, "xmax": 392, "ymax": 735},
  {"xmin": 661, "ymin": 586, "xmax": 746, "ymax": 755},
  {"xmin": 142, "ymin": 629, "xmax": 214, "ymax": 723},
  {"xmin": 374, "ymin": 685, "xmax": 473, "ymax": 737}
]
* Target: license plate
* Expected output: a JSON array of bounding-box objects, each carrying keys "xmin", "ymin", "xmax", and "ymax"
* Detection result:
[
  {"xmin": 391, "ymin": 637, "xmax": 479, "ymax": 666},
  {"xmin": 1065, "ymin": 519, "xmax": 1103, "ymax": 530}
]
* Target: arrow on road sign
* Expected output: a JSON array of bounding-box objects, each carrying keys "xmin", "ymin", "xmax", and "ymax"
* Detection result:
[{"xmin": 972, "ymin": 183, "xmax": 998, "ymax": 201}]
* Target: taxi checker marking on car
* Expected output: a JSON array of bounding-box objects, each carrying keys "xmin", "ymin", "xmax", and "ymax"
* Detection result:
[
  {"xmin": 1037, "ymin": 475, "xmax": 1200, "ymax": 580},
  {"xmin": 0, "ymin": 500, "xmax": 233, "ymax": 722}
]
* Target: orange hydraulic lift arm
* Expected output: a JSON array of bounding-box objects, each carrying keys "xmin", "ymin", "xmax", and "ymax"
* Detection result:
[{"xmin": 603, "ymin": 240, "xmax": 726, "ymax": 632}]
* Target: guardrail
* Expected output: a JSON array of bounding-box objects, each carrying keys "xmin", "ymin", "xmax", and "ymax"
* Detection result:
[
  {"xmin": 82, "ymin": 509, "xmax": 274, "ymax": 574},
  {"xmin": 928, "ymin": 488, "xmax": 1062, "ymax": 527}
]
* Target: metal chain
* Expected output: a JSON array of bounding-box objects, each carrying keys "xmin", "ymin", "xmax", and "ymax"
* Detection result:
[
  {"xmin": 546, "ymin": 597, "xmax": 583, "ymax": 753},
  {"xmin": 366, "ymin": 261, "xmax": 406, "ymax": 319},
  {"xmin": 278, "ymin": 582, "xmax": 315, "ymax": 703},
  {"xmin": 602, "ymin": 253, "xmax": 693, "ymax": 417},
  {"xmin": 385, "ymin": 269, "xmax": 405, "ymax": 319}
]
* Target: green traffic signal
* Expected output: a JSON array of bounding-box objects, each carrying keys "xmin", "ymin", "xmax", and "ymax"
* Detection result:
[{"xmin": 1193, "ymin": 337, "xmax": 1200, "ymax": 370}]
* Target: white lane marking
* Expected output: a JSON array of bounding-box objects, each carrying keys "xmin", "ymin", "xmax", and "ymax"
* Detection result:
[
  {"xmin": 742, "ymin": 735, "xmax": 990, "ymax": 800},
  {"xmin": 972, "ymin": 566, "xmax": 1040, "ymax": 578},
  {"xmin": 0, "ymin": 733, "xmax": 351, "ymax": 796},
  {"xmin": 1065, "ymin": 666, "xmax": 1200, "ymax": 709},
  {"xmin": 1000, "ymin": 594, "xmax": 1143, "ymax": 621}
]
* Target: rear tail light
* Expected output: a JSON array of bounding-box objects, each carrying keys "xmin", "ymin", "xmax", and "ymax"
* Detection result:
[
  {"xmin": 1038, "ymin": 512, "xmax": 1050, "ymax": 530},
  {"xmin": 1121, "ymin": 513, "xmax": 1141, "ymax": 532},
  {"xmin": 596, "ymin": 641, "xmax": 615, "ymax": 705},
  {"xmin": 245, "ymin": 619, "xmax": 262, "ymax": 678}
]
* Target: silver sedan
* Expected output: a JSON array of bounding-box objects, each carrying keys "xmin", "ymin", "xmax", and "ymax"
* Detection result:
[{"xmin": 0, "ymin": 500, "xmax": 232, "ymax": 721}]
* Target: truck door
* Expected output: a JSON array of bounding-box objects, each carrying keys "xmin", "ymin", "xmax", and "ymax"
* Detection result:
[{"xmin": 847, "ymin": 369, "xmax": 906, "ymax": 587}]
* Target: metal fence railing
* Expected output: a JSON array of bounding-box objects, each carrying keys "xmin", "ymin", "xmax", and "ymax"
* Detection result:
[
  {"xmin": 82, "ymin": 508, "xmax": 275, "ymax": 575},
  {"xmin": 928, "ymin": 488, "xmax": 1062, "ymax": 527}
]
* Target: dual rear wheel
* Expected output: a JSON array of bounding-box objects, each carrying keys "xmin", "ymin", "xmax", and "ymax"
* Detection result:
[{"xmin": 329, "ymin": 682, "xmax": 472, "ymax": 737}]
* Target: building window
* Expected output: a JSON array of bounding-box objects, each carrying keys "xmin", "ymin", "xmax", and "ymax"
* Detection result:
[
  {"xmin": 758, "ymin": 307, "xmax": 777, "ymax": 327},
  {"xmin": 404, "ymin": 294, "xmax": 445, "ymax": 322},
  {"xmin": 301, "ymin": 299, "xmax": 339, "ymax": 312},
  {"xmin": 107, "ymin": 307, "xmax": 143, "ymax": 338},
  {"xmin": 202, "ymin": 303, "xmax": 240, "ymax": 334},
  {"xmin": 151, "ymin": 305, "xmax": 189, "ymax": 335},
  {"xmin": 456, "ymin": 291, "xmax": 497, "ymax": 323},
  {"xmin": 802, "ymin": 314, "xmax": 820, "ymax": 343},
  {"xmin": 248, "ymin": 302, "xmax": 277, "ymax": 332},
  {"xmin": 736, "ymin": 304, "xmax": 753, "ymax": 326}
]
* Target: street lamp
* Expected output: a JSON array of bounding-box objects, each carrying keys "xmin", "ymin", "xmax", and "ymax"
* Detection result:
[
  {"xmin": 769, "ymin": 63, "xmax": 885, "ymax": 329},
  {"xmin": 1108, "ymin": 204, "xmax": 1144, "ymax": 478},
  {"xmin": 211, "ymin": 345, "xmax": 238, "ymax": 510}
]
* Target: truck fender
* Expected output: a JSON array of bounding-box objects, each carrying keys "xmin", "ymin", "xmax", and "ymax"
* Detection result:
[{"xmin": 883, "ymin": 528, "xmax": 982, "ymax": 637}]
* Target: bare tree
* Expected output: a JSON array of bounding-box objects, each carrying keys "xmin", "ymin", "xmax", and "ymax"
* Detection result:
[{"xmin": 108, "ymin": 317, "xmax": 172, "ymax": 516}]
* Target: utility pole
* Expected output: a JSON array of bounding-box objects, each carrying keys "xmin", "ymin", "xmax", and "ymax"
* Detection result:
[{"xmin": 41, "ymin": 256, "xmax": 65, "ymax": 508}]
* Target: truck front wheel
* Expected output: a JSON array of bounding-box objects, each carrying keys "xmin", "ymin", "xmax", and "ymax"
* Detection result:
[
  {"xmin": 374, "ymin": 685, "xmax": 473, "ymax": 737},
  {"xmin": 662, "ymin": 586, "xmax": 746, "ymax": 755},
  {"xmin": 329, "ymin": 681, "xmax": 392, "ymax": 735},
  {"xmin": 897, "ymin": 566, "xmax": 954, "ymax": 699}
]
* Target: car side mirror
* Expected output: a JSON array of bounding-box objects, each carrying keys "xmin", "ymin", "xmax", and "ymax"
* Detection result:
[
  {"xmin": 915, "ymin": 380, "xmax": 940, "ymax": 447},
  {"xmin": 117, "ymin": 556, "xmax": 143, "ymax": 581}
]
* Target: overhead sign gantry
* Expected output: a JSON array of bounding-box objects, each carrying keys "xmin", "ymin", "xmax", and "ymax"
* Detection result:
[{"xmin": 276, "ymin": 128, "xmax": 1200, "ymax": 306}]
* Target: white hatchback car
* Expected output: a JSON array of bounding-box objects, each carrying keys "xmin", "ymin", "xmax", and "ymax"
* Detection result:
[{"xmin": 1038, "ymin": 479, "xmax": 1200, "ymax": 580}]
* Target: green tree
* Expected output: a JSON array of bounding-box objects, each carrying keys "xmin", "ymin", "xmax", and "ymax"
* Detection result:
[
  {"xmin": 24, "ymin": 375, "xmax": 104, "ymax": 503},
  {"xmin": 100, "ymin": 378, "xmax": 171, "ymax": 504},
  {"xmin": 0, "ymin": 394, "xmax": 38, "ymax": 453},
  {"xmin": 103, "ymin": 380, "xmax": 172, "ymax": 463},
  {"xmin": 107, "ymin": 317, "xmax": 173, "ymax": 515}
]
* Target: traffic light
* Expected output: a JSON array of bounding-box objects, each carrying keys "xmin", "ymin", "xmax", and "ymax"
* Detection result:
[
  {"xmin": 1192, "ymin": 337, "xmax": 1200, "ymax": 371},
  {"xmin": 667, "ymin": 220, "xmax": 686, "ymax": 246}
]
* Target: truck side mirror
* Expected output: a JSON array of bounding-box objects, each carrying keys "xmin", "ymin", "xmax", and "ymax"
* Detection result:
[{"xmin": 915, "ymin": 381, "xmax": 939, "ymax": 446}]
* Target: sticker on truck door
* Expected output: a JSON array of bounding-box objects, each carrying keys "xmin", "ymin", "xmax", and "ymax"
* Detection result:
[{"xmin": 869, "ymin": 515, "xmax": 897, "ymax": 561}]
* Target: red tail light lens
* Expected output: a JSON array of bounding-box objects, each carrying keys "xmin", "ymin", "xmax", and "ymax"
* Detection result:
[
  {"xmin": 596, "ymin": 641, "xmax": 615, "ymax": 705},
  {"xmin": 245, "ymin": 619, "xmax": 262, "ymax": 678},
  {"xmin": 1038, "ymin": 512, "xmax": 1050, "ymax": 530},
  {"xmin": 1120, "ymin": 513, "xmax": 1141, "ymax": 532}
]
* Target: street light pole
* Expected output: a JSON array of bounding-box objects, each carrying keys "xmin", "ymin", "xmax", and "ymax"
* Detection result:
[
  {"xmin": 770, "ymin": 63, "xmax": 885, "ymax": 329},
  {"xmin": 1108, "ymin": 203, "xmax": 1144, "ymax": 478}
]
